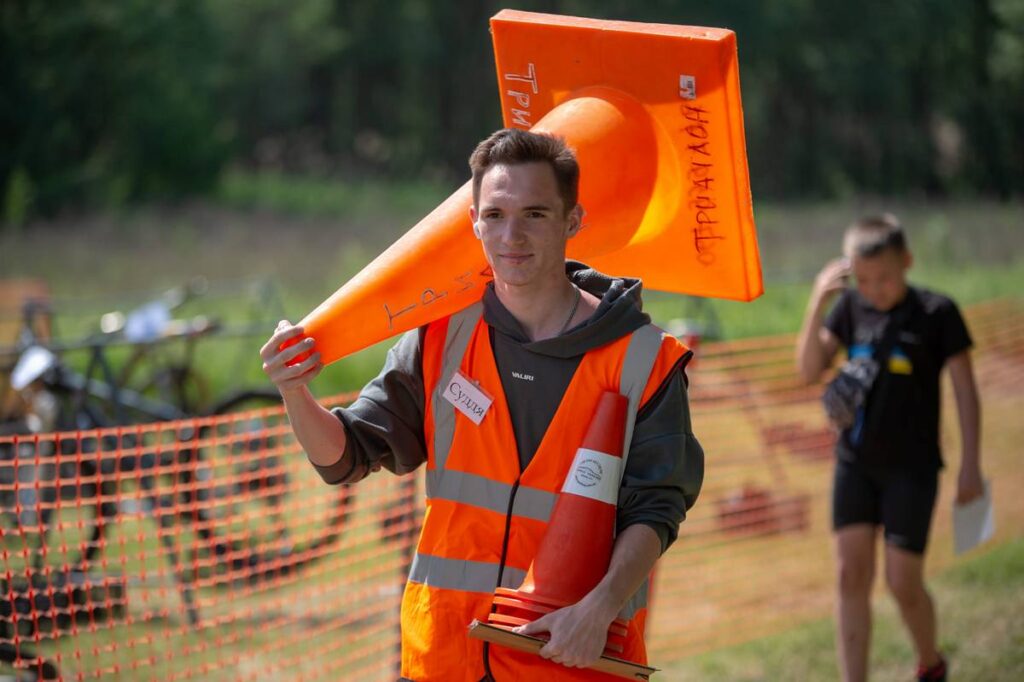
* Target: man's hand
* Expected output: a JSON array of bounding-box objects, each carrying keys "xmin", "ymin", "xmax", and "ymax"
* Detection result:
[
  {"xmin": 513, "ymin": 592, "xmax": 618, "ymax": 669},
  {"xmin": 956, "ymin": 462, "xmax": 984, "ymax": 505},
  {"xmin": 260, "ymin": 321, "xmax": 323, "ymax": 395},
  {"xmin": 811, "ymin": 257, "xmax": 851, "ymax": 308},
  {"xmin": 511, "ymin": 525, "xmax": 660, "ymax": 669}
]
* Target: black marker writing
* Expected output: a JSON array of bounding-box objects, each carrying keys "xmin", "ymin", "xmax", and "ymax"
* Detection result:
[
  {"xmin": 448, "ymin": 382, "xmax": 486, "ymax": 418},
  {"xmin": 383, "ymin": 268, "xmax": 497, "ymax": 328},
  {"xmin": 421, "ymin": 288, "xmax": 448, "ymax": 305},
  {"xmin": 681, "ymin": 105, "xmax": 722, "ymax": 266},
  {"xmin": 455, "ymin": 271, "xmax": 475, "ymax": 292},
  {"xmin": 384, "ymin": 302, "xmax": 416, "ymax": 330}
]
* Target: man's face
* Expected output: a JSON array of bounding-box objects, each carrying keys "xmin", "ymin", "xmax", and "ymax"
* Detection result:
[
  {"xmin": 470, "ymin": 162, "xmax": 581, "ymax": 289},
  {"xmin": 850, "ymin": 248, "xmax": 911, "ymax": 311}
]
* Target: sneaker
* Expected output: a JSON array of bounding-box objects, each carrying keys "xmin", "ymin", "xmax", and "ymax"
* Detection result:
[{"xmin": 916, "ymin": 655, "xmax": 947, "ymax": 682}]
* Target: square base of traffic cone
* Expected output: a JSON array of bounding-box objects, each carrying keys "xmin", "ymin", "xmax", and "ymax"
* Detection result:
[{"xmin": 468, "ymin": 620, "xmax": 658, "ymax": 680}]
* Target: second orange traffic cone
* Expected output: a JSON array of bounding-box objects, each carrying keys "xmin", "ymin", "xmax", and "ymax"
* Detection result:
[{"xmin": 488, "ymin": 391, "xmax": 630, "ymax": 655}]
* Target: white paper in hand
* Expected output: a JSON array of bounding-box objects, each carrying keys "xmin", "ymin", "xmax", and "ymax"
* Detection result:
[{"xmin": 953, "ymin": 480, "xmax": 994, "ymax": 555}]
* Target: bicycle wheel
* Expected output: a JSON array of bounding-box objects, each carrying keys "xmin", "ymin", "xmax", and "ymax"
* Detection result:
[
  {"xmin": 0, "ymin": 410, "xmax": 127, "ymax": 662},
  {"xmin": 0, "ymin": 436, "xmax": 58, "ymax": 572},
  {"xmin": 0, "ymin": 387, "xmax": 112, "ymax": 577},
  {"xmin": 48, "ymin": 383, "xmax": 130, "ymax": 571},
  {"xmin": 182, "ymin": 390, "xmax": 352, "ymax": 586}
]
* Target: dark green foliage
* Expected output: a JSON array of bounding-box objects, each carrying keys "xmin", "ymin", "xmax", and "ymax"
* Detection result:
[
  {"xmin": 1, "ymin": 0, "xmax": 230, "ymax": 216},
  {"xmin": 2, "ymin": 0, "xmax": 1023, "ymax": 222}
]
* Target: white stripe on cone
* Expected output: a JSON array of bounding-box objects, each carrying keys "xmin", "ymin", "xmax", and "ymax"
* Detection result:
[{"xmin": 561, "ymin": 448, "xmax": 622, "ymax": 505}]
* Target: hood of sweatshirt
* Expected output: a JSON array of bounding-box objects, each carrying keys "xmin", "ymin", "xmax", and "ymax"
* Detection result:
[{"xmin": 482, "ymin": 261, "xmax": 652, "ymax": 358}]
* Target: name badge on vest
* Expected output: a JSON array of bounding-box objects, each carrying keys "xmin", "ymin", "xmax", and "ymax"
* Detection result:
[{"xmin": 443, "ymin": 370, "xmax": 493, "ymax": 425}]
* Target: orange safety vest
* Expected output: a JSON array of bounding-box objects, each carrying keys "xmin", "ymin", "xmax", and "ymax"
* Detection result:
[{"xmin": 400, "ymin": 302, "xmax": 689, "ymax": 681}]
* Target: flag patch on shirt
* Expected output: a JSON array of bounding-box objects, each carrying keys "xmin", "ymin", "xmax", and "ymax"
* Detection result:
[{"xmin": 888, "ymin": 348, "xmax": 913, "ymax": 375}]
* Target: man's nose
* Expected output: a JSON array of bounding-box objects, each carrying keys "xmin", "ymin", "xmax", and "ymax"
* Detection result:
[{"xmin": 500, "ymin": 218, "xmax": 527, "ymax": 244}]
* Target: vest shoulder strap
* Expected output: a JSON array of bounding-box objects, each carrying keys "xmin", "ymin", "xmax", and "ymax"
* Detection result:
[
  {"xmin": 431, "ymin": 302, "xmax": 483, "ymax": 470},
  {"xmin": 619, "ymin": 323, "xmax": 668, "ymax": 470}
]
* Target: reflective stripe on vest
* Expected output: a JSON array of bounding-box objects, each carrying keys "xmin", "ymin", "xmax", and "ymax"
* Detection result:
[
  {"xmin": 425, "ymin": 468, "xmax": 556, "ymax": 522},
  {"xmin": 409, "ymin": 552, "xmax": 528, "ymax": 594},
  {"xmin": 431, "ymin": 302, "xmax": 483, "ymax": 471},
  {"xmin": 619, "ymin": 323, "xmax": 664, "ymax": 470},
  {"xmin": 406, "ymin": 550, "xmax": 648, "ymax": 617}
]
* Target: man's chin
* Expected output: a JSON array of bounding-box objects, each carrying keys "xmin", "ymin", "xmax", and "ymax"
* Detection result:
[
  {"xmin": 492, "ymin": 265, "xmax": 534, "ymax": 287},
  {"xmin": 494, "ymin": 276, "xmax": 532, "ymax": 289}
]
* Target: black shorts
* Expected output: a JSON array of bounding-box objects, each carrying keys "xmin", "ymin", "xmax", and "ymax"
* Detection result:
[{"xmin": 832, "ymin": 458, "xmax": 939, "ymax": 554}]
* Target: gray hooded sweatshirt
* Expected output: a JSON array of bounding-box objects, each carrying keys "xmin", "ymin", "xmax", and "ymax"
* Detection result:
[{"xmin": 313, "ymin": 262, "xmax": 704, "ymax": 552}]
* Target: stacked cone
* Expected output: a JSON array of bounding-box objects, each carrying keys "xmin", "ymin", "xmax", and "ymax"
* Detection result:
[{"xmin": 487, "ymin": 391, "xmax": 630, "ymax": 655}]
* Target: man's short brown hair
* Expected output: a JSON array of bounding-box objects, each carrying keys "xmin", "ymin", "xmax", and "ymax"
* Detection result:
[
  {"xmin": 843, "ymin": 213, "xmax": 909, "ymax": 259},
  {"xmin": 468, "ymin": 128, "xmax": 579, "ymax": 214}
]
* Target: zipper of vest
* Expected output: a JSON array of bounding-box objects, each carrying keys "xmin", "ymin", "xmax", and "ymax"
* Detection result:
[{"xmin": 482, "ymin": 473, "xmax": 522, "ymax": 679}]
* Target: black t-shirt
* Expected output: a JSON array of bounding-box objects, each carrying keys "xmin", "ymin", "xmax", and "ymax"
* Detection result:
[{"xmin": 824, "ymin": 285, "xmax": 972, "ymax": 471}]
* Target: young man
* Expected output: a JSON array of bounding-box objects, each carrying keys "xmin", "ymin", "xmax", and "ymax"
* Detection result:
[
  {"xmin": 261, "ymin": 128, "xmax": 704, "ymax": 681},
  {"xmin": 796, "ymin": 214, "xmax": 983, "ymax": 682}
]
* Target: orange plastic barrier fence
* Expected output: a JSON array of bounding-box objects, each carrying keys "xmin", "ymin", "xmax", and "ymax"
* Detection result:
[{"xmin": 1, "ymin": 299, "xmax": 1021, "ymax": 680}]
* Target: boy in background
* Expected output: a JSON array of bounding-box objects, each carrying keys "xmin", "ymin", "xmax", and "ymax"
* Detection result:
[{"xmin": 796, "ymin": 214, "xmax": 983, "ymax": 682}]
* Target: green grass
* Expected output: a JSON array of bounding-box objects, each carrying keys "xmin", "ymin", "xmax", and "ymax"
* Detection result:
[{"xmin": 661, "ymin": 537, "xmax": 1024, "ymax": 681}]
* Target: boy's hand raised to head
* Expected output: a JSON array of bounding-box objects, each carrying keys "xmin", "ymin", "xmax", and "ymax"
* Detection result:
[
  {"xmin": 260, "ymin": 321, "xmax": 324, "ymax": 395},
  {"xmin": 811, "ymin": 257, "xmax": 852, "ymax": 308},
  {"xmin": 797, "ymin": 258, "xmax": 847, "ymax": 383}
]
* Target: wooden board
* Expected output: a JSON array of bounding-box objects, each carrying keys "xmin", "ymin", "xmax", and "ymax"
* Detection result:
[{"xmin": 467, "ymin": 619, "xmax": 658, "ymax": 680}]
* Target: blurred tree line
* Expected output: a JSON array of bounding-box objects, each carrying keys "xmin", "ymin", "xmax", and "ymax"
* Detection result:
[{"xmin": 2, "ymin": 0, "xmax": 1022, "ymax": 222}]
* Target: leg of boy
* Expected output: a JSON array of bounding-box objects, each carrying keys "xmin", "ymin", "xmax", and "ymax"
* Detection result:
[
  {"xmin": 880, "ymin": 467, "xmax": 942, "ymax": 670},
  {"xmin": 835, "ymin": 525, "xmax": 877, "ymax": 682},
  {"xmin": 884, "ymin": 546, "xmax": 941, "ymax": 669}
]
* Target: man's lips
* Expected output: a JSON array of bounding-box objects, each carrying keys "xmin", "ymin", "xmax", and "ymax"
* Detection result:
[{"xmin": 499, "ymin": 254, "xmax": 533, "ymax": 265}]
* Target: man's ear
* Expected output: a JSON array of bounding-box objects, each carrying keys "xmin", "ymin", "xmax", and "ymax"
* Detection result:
[
  {"xmin": 469, "ymin": 206, "xmax": 482, "ymax": 239},
  {"xmin": 566, "ymin": 204, "xmax": 584, "ymax": 238},
  {"xmin": 903, "ymin": 249, "xmax": 914, "ymax": 271}
]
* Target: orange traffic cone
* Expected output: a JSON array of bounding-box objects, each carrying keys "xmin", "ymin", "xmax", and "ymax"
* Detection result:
[
  {"xmin": 293, "ymin": 10, "xmax": 760, "ymax": 366},
  {"xmin": 488, "ymin": 391, "xmax": 630, "ymax": 655}
]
